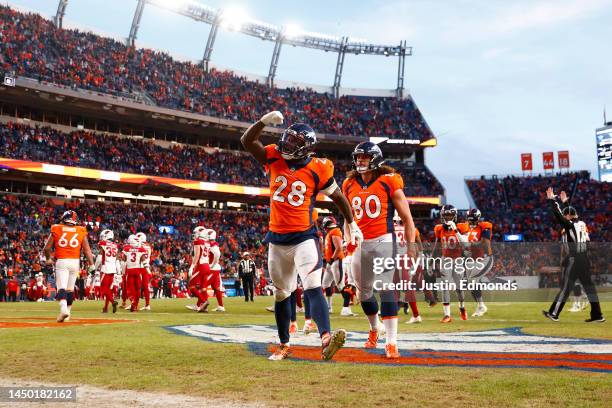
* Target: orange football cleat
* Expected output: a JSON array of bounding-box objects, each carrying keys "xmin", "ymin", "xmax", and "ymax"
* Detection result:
[
  {"xmin": 364, "ymin": 329, "xmax": 379, "ymax": 349},
  {"xmin": 385, "ymin": 343, "xmax": 400, "ymax": 359}
]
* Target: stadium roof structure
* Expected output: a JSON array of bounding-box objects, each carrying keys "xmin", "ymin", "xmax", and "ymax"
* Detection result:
[{"xmin": 54, "ymin": 0, "xmax": 412, "ymax": 98}]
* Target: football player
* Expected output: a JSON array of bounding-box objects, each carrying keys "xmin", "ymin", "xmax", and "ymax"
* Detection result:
[
  {"xmin": 394, "ymin": 214, "xmax": 427, "ymax": 323},
  {"xmin": 95, "ymin": 229, "xmax": 120, "ymax": 314},
  {"xmin": 456, "ymin": 208, "xmax": 493, "ymax": 317},
  {"xmin": 433, "ymin": 205, "xmax": 469, "ymax": 323},
  {"xmin": 207, "ymin": 228, "xmax": 225, "ymax": 312},
  {"xmin": 135, "ymin": 232, "xmax": 153, "ymax": 311},
  {"xmin": 121, "ymin": 235, "xmax": 149, "ymax": 312},
  {"xmin": 322, "ymin": 216, "xmax": 356, "ymax": 316},
  {"xmin": 342, "ymin": 142, "xmax": 417, "ymax": 359},
  {"xmin": 186, "ymin": 227, "xmax": 211, "ymax": 312},
  {"xmin": 43, "ymin": 210, "xmax": 95, "ymax": 322},
  {"xmin": 241, "ymin": 111, "xmax": 362, "ymax": 361}
]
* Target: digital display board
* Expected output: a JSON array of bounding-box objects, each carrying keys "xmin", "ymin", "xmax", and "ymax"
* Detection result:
[{"xmin": 596, "ymin": 128, "xmax": 612, "ymax": 182}]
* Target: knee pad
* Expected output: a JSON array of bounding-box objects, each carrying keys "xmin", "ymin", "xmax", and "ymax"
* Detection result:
[
  {"xmin": 274, "ymin": 288, "xmax": 292, "ymax": 302},
  {"xmin": 325, "ymin": 287, "xmax": 333, "ymax": 297},
  {"xmin": 361, "ymin": 295, "xmax": 379, "ymax": 316},
  {"xmin": 57, "ymin": 289, "xmax": 67, "ymax": 300},
  {"xmin": 66, "ymin": 291, "xmax": 74, "ymax": 306}
]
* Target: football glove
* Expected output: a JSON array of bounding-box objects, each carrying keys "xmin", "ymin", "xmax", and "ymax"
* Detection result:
[
  {"xmin": 344, "ymin": 221, "xmax": 364, "ymax": 246},
  {"xmin": 87, "ymin": 264, "xmax": 96, "ymax": 274},
  {"xmin": 260, "ymin": 111, "xmax": 284, "ymax": 126}
]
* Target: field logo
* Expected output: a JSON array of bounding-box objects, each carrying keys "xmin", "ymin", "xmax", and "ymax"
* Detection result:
[{"xmin": 166, "ymin": 324, "xmax": 612, "ymax": 372}]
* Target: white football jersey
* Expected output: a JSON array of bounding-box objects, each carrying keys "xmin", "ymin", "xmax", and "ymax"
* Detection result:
[
  {"xmin": 99, "ymin": 240, "xmax": 119, "ymax": 274},
  {"xmin": 123, "ymin": 245, "xmax": 148, "ymax": 269}
]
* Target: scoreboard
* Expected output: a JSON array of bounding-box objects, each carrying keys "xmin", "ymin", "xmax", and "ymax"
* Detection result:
[{"xmin": 596, "ymin": 126, "xmax": 612, "ymax": 182}]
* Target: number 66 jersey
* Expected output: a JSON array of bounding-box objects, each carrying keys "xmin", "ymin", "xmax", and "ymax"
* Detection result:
[{"xmin": 264, "ymin": 144, "xmax": 336, "ymax": 243}]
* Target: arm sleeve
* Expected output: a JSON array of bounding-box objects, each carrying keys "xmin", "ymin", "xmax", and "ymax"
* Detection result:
[{"xmin": 548, "ymin": 198, "xmax": 572, "ymax": 228}]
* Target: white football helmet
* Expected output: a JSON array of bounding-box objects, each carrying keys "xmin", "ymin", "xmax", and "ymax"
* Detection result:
[
  {"xmin": 135, "ymin": 232, "xmax": 147, "ymax": 243},
  {"xmin": 206, "ymin": 229, "xmax": 217, "ymax": 241},
  {"xmin": 100, "ymin": 229, "xmax": 114, "ymax": 241},
  {"xmin": 198, "ymin": 228, "xmax": 210, "ymax": 240},
  {"xmin": 127, "ymin": 234, "xmax": 140, "ymax": 247},
  {"xmin": 193, "ymin": 226, "xmax": 206, "ymax": 239}
]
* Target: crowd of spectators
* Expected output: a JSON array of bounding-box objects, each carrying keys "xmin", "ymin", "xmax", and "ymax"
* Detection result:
[
  {"xmin": 0, "ymin": 5, "xmax": 434, "ymax": 141},
  {"xmin": 466, "ymin": 171, "xmax": 611, "ymax": 242},
  {"xmin": 0, "ymin": 192, "xmax": 269, "ymax": 288},
  {"xmin": 0, "ymin": 121, "xmax": 444, "ymax": 196}
]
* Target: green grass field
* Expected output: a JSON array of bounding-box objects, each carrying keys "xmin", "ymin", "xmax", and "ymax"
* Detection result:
[{"xmin": 0, "ymin": 297, "xmax": 610, "ymax": 407}]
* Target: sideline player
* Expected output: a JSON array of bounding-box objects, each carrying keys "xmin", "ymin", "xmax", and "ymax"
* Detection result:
[
  {"xmin": 241, "ymin": 110, "xmax": 362, "ymax": 361},
  {"xmin": 207, "ymin": 228, "xmax": 226, "ymax": 312},
  {"xmin": 186, "ymin": 227, "xmax": 211, "ymax": 312},
  {"xmin": 135, "ymin": 232, "xmax": 153, "ymax": 311},
  {"xmin": 121, "ymin": 235, "xmax": 149, "ymax": 312},
  {"xmin": 43, "ymin": 210, "xmax": 95, "ymax": 322},
  {"xmin": 342, "ymin": 141, "xmax": 416, "ymax": 359},
  {"xmin": 457, "ymin": 208, "xmax": 493, "ymax": 317},
  {"xmin": 96, "ymin": 229, "xmax": 120, "ymax": 313},
  {"xmin": 433, "ymin": 205, "xmax": 468, "ymax": 323},
  {"xmin": 322, "ymin": 216, "xmax": 356, "ymax": 316}
]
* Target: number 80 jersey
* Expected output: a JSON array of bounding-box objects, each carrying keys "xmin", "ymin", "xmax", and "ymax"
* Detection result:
[
  {"xmin": 265, "ymin": 144, "xmax": 335, "ymax": 234},
  {"xmin": 342, "ymin": 173, "xmax": 404, "ymax": 240}
]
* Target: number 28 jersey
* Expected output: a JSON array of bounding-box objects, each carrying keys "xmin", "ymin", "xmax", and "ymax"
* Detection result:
[{"xmin": 264, "ymin": 144, "xmax": 335, "ymax": 235}]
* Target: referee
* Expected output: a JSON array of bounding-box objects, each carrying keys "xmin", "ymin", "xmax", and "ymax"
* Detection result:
[
  {"xmin": 238, "ymin": 252, "xmax": 256, "ymax": 302},
  {"xmin": 542, "ymin": 187, "xmax": 605, "ymax": 323}
]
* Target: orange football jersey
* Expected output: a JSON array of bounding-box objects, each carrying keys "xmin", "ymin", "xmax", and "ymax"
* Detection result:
[
  {"xmin": 324, "ymin": 227, "xmax": 345, "ymax": 262},
  {"xmin": 457, "ymin": 221, "xmax": 493, "ymax": 257},
  {"xmin": 434, "ymin": 224, "xmax": 463, "ymax": 258},
  {"xmin": 265, "ymin": 144, "xmax": 335, "ymax": 234},
  {"xmin": 342, "ymin": 173, "xmax": 404, "ymax": 240},
  {"xmin": 51, "ymin": 224, "xmax": 87, "ymax": 259}
]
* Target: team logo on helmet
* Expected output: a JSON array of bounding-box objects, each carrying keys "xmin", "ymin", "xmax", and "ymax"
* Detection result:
[
  {"xmin": 278, "ymin": 123, "xmax": 317, "ymax": 160},
  {"xmin": 440, "ymin": 205, "xmax": 457, "ymax": 224},
  {"xmin": 352, "ymin": 142, "xmax": 385, "ymax": 173},
  {"xmin": 321, "ymin": 216, "xmax": 337, "ymax": 229},
  {"xmin": 60, "ymin": 210, "xmax": 78, "ymax": 225},
  {"xmin": 467, "ymin": 208, "xmax": 481, "ymax": 225}
]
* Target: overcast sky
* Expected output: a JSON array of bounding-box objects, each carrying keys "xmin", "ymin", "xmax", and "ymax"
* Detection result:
[{"xmin": 6, "ymin": 0, "xmax": 612, "ymax": 206}]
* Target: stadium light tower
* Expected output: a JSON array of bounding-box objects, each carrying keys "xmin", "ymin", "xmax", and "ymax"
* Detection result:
[
  {"xmin": 128, "ymin": 0, "xmax": 147, "ymax": 47},
  {"xmin": 332, "ymin": 37, "xmax": 349, "ymax": 98},
  {"xmin": 54, "ymin": 0, "xmax": 69, "ymax": 29},
  {"xmin": 267, "ymin": 28, "xmax": 284, "ymax": 87},
  {"xmin": 202, "ymin": 9, "xmax": 221, "ymax": 72},
  {"xmin": 396, "ymin": 40, "xmax": 407, "ymax": 98}
]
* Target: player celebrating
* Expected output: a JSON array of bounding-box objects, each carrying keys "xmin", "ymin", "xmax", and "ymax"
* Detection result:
[
  {"xmin": 322, "ymin": 216, "xmax": 356, "ymax": 316},
  {"xmin": 433, "ymin": 205, "xmax": 469, "ymax": 323},
  {"xmin": 456, "ymin": 208, "xmax": 493, "ymax": 317},
  {"xmin": 135, "ymin": 232, "xmax": 153, "ymax": 311},
  {"xmin": 241, "ymin": 111, "xmax": 362, "ymax": 361},
  {"xmin": 121, "ymin": 234, "xmax": 149, "ymax": 312},
  {"xmin": 43, "ymin": 210, "xmax": 95, "ymax": 322},
  {"xmin": 207, "ymin": 228, "xmax": 225, "ymax": 312},
  {"xmin": 186, "ymin": 226, "xmax": 211, "ymax": 312},
  {"xmin": 342, "ymin": 141, "xmax": 416, "ymax": 359},
  {"xmin": 95, "ymin": 229, "xmax": 120, "ymax": 314}
]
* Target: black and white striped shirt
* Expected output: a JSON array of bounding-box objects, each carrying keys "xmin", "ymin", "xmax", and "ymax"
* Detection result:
[{"xmin": 549, "ymin": 199, "xmax": 589, "ymax": 255}]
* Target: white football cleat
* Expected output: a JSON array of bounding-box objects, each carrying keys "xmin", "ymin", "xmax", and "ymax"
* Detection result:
[
  {"xmin": 139, "ymin": 305, "xmax": 151, "ymax": 311},
  {"xmin": 212, "ymin": 306, "xmax": 226, "ymax": 312},
  {"xmin": 340, "ymin": 307, "xmax": 357, "ymax": 316},
  {"xmin": 472, "ymin": 305, "xmax": 488, "ymax": 317},
  {"xmin": 407, "ymin": 315, "xmax": 422, "ymax": 324},
  {"xmin": 296, "ymin": 307, "xmax": 305, "ymax": 313},
  {"xmin": 57, "ymin": 312, "xmax": 70, "ymax": 323},
  {"xmin": 568, "ymin": 303, "xmax": 580, "ymax": 312},
  {"xmin": 185, "ymin": 305, "xmax": 198, "ymax": 311}
]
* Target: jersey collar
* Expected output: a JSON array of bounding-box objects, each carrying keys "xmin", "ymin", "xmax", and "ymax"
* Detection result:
[
  {"xmin": 356, "ymin": 173, "xmax": 380, "ymax": 189},
  {"xmin": 284, "ymin": 156, "xmax": 312, "ymax": 171}
]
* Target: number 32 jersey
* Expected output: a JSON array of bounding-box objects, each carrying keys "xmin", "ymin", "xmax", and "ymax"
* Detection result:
[
  {"xmin": 342, "ymin": 173, "xmax": 404, "ymax": 240},
  {"xmin": 264, "ymin": 144, "xmax": 335, "ymax": 237}
]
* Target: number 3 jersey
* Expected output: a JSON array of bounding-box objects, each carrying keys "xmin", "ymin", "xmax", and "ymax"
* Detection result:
[
  {"xmin": 264, "ymin": 144, "xmax": 336, "ymax": 243},
  {"xmin": 342, "ymin": 172, "xmax": 404, "ymax": 240},
  {"xmin": 50, "ymin": 224, "xmax": 87, "ymax": 259}
]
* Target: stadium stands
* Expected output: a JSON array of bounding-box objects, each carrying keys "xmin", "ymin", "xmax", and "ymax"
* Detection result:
[
  {"xmin": 0, "ymin": 5, "xmax": 433, "ymax": 141},
  {"xmin": 0, "ymin": 192, "xmax": 269, "ymax": 281},
  {"xmin": 466, "ymin": 171, "xmax": 611, "ymax": 241},
  {"xmin": 0, "ymin": 121, "xmax": 444, "ymax": 196}
]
